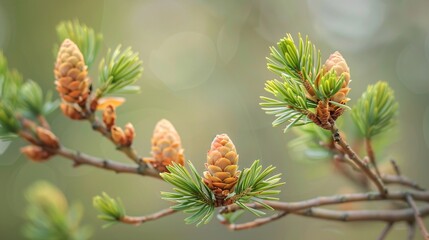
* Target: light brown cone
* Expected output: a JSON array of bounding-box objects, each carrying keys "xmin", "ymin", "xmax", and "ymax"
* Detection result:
[
  {"xmin": 144, "ymin": 119, "xmax": 184, "ymax": 173},
  {"xmin": 203, "ymin": 134, "xmax": 239, "ymax": 206},
  {"xmin": 21, "ymin": 145, "xmax": 52, "ymax": 162},
  {"xmin": 54, "ymin": 39, "xmax": 91, "ymax": 107},
  {"xmin": 321, "ymin": 51, "xmax": 351, "ymax": 105},
  {"xmin": 36, "ymin": 127, "xmax": 59, "ymax": 149}
]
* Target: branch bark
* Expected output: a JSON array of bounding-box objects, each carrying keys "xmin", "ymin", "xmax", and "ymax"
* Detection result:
[
  {"xmin": 406, "ymin": 194, "xmax": 429, "ymax": 239},
  {"xmin": 120, "ymin": 208, "xmax": 177, "ymax": 225},
  {"xmin": 330, "ymin": 124, "xmax": 387, "ymax": 196},
  {"xmin": 54, "ymin": 146, "xmax": 161, "ymax": 179}
]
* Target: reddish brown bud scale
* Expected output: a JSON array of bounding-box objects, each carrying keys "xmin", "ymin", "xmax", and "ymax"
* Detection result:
[
  {"xmin": 60, "ymin": 103, "xmax": 85, "ymax": 120},
  {"xmin": 124, "ymin": 123, "xmax": 135, "ymax": 145},
  {"xmin": 36, "ymin": 127, "xmax": 60, "ymax": 149},
  {"xmin": 144, "ymin": 119, "xmax": 185, "ymax": 173},
  {"xmin": 103, "ymin": 105, "xmax": 116, "ymax": 130},
  {"xmin": 21, "ymin": 145, "xmax": 52, "ymax": 162},
  {"xmin": 111, "ymin": 126, "xmax": 128, "ymax": 146}
]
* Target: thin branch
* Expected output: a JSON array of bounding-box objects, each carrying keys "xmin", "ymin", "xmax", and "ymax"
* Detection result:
[
  {"xmin": 224, "ymin": 211, "xmax": 288, "ymax": 231},
  {"xmin": 365, "ymin": 138, "xmax": 381, "ymax": 178},
  {"xmin": 390, "ymin": 159, "xmax": 401, "ymax": 176},
  {"xmin": 222, "ymin": 191, "xmax": 429, "ymax": 214},
  {"xmin": 37, "ymin": 115, "xmax": 51, "ymax": 130},
  {"xmin": 408, "ymin": 221, "xmax": 416, "ymax": 240},
  {"xmin": 377, "ymin": 222, "xmax": 394, "ymax": 240},
  {"xmin": 382, "ymin": 175, "xmax": 426, "ymax": 191},
  {"xmin": 87, "ymin": 113, "xmax": 142, "ymax": 164},
  {"xmin": 294, "ymin": 205, "xmax": 429, "ymax": 222},
  {"xmin": 330, "ymin": 124, "xmax": 387, "ymax": 196},
  {"xmin": 406, "ymin": 194, "xmax": 429, "ymax": 239},
  {"xmin": 120, "ymin": 208, "xmax": 177, "ymax": 226},
  {"xmin": 54, "ymin": 146, "xmax": 161, "ymax": 179}
]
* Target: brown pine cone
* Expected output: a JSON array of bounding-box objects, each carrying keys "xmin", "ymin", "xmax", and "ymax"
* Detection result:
[
  {"xmin": 54, "ymin": 39, "xmax": 91, "ymax": 108},
  {"xmin": 144, "ymin": 119, "xmax": 184, "ymax": 173},
  {"xmin": 203, "ymin": 134, "xmax": 239, "ymax": 206}
]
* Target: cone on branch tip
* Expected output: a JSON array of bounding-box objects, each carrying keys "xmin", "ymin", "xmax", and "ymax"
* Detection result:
[
  {"xmin": 21, "ymin": 145, "xmax": 53, "ymax": 162},
  {"xmin": 36, "ymin": 127, "xmax": 60, "ymax": 149},
  {"xmin": 203, "ymin": 134, "xmax": 239, "ymax": 206},
  {"xmin": 54, "ymin": 39, "xmax": 91, "ymax": 110},
  {"xmin": 144, "ymin": 119, "xmax": 184, "ymax": 173},
  {"xmin": 310, "ymin": 51, "xmax": 351, "ymax": 128},
  {"xmin": 319, "ymin": 51, "xmax": 351, "ymax": 106}
]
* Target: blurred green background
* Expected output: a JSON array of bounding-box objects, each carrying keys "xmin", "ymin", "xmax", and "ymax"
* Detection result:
[{"xmin": 1, "ymin": 0, "xmax": 429, "ymax": 239}]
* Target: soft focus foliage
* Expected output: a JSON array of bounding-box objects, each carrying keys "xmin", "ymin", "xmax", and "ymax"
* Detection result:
[
  {"xmin": 56, "ymin": 20, "xmax": 103, "ymax": 68},
  {"xmin": 93, "ymin": 193, "xmax": 126, "ymax": 228},
  {"xmin": 351, "ymin": 81, "xmax": 398, "ymax": 138},
  {"xmin": 23, "ymin": 181, "xmax": 91, "ymax": 240}
]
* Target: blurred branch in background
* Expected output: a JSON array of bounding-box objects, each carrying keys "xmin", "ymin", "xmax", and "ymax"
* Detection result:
[{"xmin": 23, "ymin": 181, "xmax": 92, "ymax": 240}]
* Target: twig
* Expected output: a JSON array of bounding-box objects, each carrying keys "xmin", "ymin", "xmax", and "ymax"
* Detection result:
[
  {"xmin": 120, "ymin": 208, "xmax": 177, "ymax": 226},
  {"xmin": 330, "ymin": 124, "xmax": 387, "ymax": 196},
  {"xmin": 390, "ymin": 159, "xmax": 401, "ymax": 176},
  {"xmin": 294, "ymin": 205, "xmax": 429, "ymax": 222},
  {"xmin": 222, "ymin": 191, "xmax": 429, "ymax": 214},
  {"xmin": 54, "ymin": 146, "xmax": 161, "ymax": 179},
  {"xmin": 224, "ymin": 211, "xmax": 288, "ymax": 231},
  {"xmin": 37, "ymin": 115, "xmax": 51, "ymax": 130},
  {"xmin": 365, "ymin": 138, "xmax": 381, "ymax": 178},
  {"xmin": 382, "ymin": 175, "xmax": 426, "ymax": 191},
  {"xmin": 377, "ymin": 222, "xmax": 394, "ymax": 240},
  {"xmin": 88, "ymin": 113, "xmax": 142, "ymax": 164},
  {"xmin": 406, "ymin": 194, "xmax": 429, "ymax": 239},
  {"xmin": 407, "ymin": 221, "xmax": 416, "ymax": 240}
]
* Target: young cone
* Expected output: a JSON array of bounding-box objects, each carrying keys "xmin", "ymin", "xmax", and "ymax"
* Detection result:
[
  {"xmin": 203, "ymin": 134, "xmax": 239, "ymax": 206},
  {"xmin": 54, "ymin": 39, "xmax": 91, "ymax": 108},
  {"xmin": 320, "ymin": 51, "xmax": 351, "ymax": 106},
  {"xmin": 144, "ymin": 119, "xmax": 184, "ymax": 173}
]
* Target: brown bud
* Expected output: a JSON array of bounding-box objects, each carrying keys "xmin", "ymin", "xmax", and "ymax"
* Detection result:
[
  {"xmin": 111, "ymin": 126, "xmax": 127, "ymax": 146},
  {"xmin": 36, "ymin": 127, "xmax": 59, "ymax": 149},
  {"xmin": 21, "ymin": 145, "xmax": 52, "ymax": 162},
  {"xmin": 54, "ymin": 39, "xmax": 91, "ymax": 107},
  {"xmin": 144, "ymin": 119, "xmax": 185, "ymax": 172},
  {"xmin": 124, "ymin": 123, "xmax": 135, "ymax": 145},
  {"xmin": 102, "ymin": 105, "xmax": 116, "ymax": 130},
  {"xmin": 203, "ymin": 134, "xmax": 239, "ymax": 206},
  {"xmin": 60, "ymin": 103, "xmax": 85, "ymax": 120}
]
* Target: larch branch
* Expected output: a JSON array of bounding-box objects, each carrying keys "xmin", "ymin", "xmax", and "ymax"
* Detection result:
[
  {"xmin": 54, "ymin": 146, "xmax": 161, "ymax": 179},
  {"xmin": 330, "ymin": 124, "xmax": 387, "ymax": 196},
  {"xmin": 406, "ymin": 194, "xmax": 429, "ymax": 240},
  {"xmin": 120, "ymin": 208, "xmax": 177, "ymax": 226}
]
